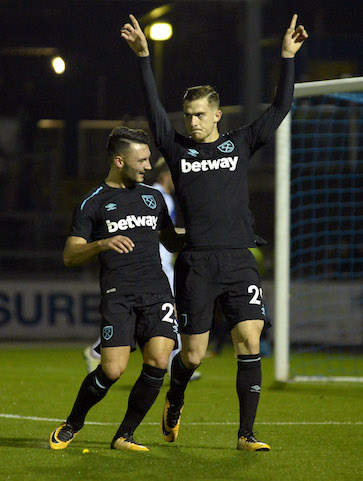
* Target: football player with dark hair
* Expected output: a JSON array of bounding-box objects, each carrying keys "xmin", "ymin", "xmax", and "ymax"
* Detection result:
[{"xmin": 49, "ymin": 126, "xmax": 184, "ymax": 452}]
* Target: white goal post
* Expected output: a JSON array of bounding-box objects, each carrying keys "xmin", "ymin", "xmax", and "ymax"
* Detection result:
[{"xmin": 274, "ymin": 75, "xmax": 363, "ymax": 382}]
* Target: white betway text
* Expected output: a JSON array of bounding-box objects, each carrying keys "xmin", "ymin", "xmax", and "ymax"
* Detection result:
[
  {"xmin": 106, "ymin": 215, "xmax": 158, "ymax": 233},
  {"xmin": 181, "ymin": 156, "xmax": 238, "ymax": 173}
]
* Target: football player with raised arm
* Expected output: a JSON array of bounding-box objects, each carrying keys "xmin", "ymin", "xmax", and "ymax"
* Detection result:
[
  {"xmin": 49, "ymin": 126, "xmax": 184, "ymax": 452},
  {"xmin": 122, "ymin": 14, "xmax": 308, "ymax": 451}
]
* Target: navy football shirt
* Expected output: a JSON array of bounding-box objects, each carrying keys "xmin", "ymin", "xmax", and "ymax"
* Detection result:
[
  {"xmin": 139, "ymin": 56, "xmax": 295, "ymax": 249},
  {"xmin": 69, "ymin": 182, "xmax": 173, "ymax": 295}
]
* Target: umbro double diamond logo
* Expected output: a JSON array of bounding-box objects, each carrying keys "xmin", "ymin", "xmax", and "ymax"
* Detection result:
[
  {"xmin": 187, "ymin": 148, "xmax": 199, "ymax": 157},
  {"xmin": 105, "ymin": 203, "xmax": 117, "ymax": 211},
  {"xmin": 250, "ymin": 385, "xmax": 261, "ymax": 393}
]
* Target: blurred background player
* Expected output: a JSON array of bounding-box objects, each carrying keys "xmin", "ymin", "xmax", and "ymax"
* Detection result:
[{"xmin": 153, "ymin": 158, "xmax": 202, "ymax": 381}]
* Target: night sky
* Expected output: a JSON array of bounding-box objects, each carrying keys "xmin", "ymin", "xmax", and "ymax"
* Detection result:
[
  {"xmin": 1, "ymin": 0, "xmax": 362, "ymax": 120},
  {"xmin": 0, "ymin": 0, "xmax": 362, "ymax": 275}
]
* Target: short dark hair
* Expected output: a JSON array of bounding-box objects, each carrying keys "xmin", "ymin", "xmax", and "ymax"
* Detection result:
[
  {"xmin": 182, "ymin": 85, "xmax": 220, "ymax": 108},
  {"xmin": 106, "ymin": 126, "xmax": 149, "ymax": 158}
]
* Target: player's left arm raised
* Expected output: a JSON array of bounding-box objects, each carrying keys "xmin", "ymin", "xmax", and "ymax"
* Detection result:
[{"xmin": 281, "ymin": 14, "xmax": 308, "ymax": 58}]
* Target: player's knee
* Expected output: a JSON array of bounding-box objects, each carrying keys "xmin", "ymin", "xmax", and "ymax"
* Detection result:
[
  {"xmin": 242, "ymin": 337, "xmax": 261, "ymax": 354},
  {"xmin": 182, "ymin": 351, "xmax": 202, "ymax": 369},
  {"xmin": 146, "ymin": 355, "xmax": 169, "ymax": 370},
  {"xmin": 101, "ymin": 361, "xmax": 127, "ymax": 381}
]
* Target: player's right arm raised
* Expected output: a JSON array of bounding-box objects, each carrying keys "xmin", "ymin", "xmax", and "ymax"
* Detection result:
[
  {"xmin": 63, "ymin": 235, "xmax": 134, "ymax": 267},
  {"xmin": 121, "ymin": 14, "xmax": 149, "ymax": 57},
  {"xmin": 121, "ymin": 14, "xmax": 173, "ymax": 154}
]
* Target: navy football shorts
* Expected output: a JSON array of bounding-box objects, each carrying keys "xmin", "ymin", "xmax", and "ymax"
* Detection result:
[
  {"xmin": 99, "ymin": 292, "xmax": 178, "ymax": 351},
  {"xmin": 174, "ymin": 248, "xmax": 269, "ymax": 335}
]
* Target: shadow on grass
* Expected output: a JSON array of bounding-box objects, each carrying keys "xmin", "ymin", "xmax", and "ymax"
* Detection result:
[
  {"xmin": 2, "ymin": 434, "xmax": 268, "ymax": 481},
  {"xmin": 0, "ymin": 436, "xmax": 50, "ymax": 449},
  {"xmin": 0, "ymin": 435, "xmax": 110, "ymax": 450}
]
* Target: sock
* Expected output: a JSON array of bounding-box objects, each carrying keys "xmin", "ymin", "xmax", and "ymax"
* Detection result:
[
  {"xmin": 236, "ymin": 354, "xmax": 262, "ymax": 437},
  {"xmin": 113, "ymin": 363, "xmax": 167, "ymax": 440},
  {"xmin": 167, "ymin": 352, "xmax": 199, "ymax": 405},
  {"xmin": 67, "ymin": 365, "xmax": 116, "ymax": 431}
]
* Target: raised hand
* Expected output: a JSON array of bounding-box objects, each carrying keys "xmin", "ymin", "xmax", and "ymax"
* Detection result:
[
  {"xmin": 121, "ymin": 14, "xmax": 149, "ymax": 57},
  {"xmin": 281, "ymin": 14, "xmax": 308, "ymax": 58}
]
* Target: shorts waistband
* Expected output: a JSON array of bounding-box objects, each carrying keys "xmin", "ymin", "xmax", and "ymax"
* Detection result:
[{"xmin": 183, "ymin": 246, "xmax": 250, "ymax": 252}]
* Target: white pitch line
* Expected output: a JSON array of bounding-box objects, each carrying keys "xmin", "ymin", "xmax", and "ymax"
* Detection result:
[{"xmin": 0, "ymin": 413, "xmax": 361, "ymax": 426}]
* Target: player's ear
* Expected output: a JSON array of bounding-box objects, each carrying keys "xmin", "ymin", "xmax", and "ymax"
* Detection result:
[
  {"xmin": 114, "ymin": 155, "xmax": 124, "ymax": 168},
  {"xmin": 215, "ymin": 109, "xmax": 222, "ymax": 123}
]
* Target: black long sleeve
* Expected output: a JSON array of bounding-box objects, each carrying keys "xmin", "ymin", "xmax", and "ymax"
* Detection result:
[
  {"xmin": 137, "ymin": 54, "xmax": 295, "ymax": 249},
  {"xmin": 139, "ymin": 56, "xmax": 173, "ymax": 150},
  {"xmin": 245, "ymin": 57, "xmax": 295, "ymax": 154}
]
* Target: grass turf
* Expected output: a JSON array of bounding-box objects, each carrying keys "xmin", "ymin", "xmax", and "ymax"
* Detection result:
[{"xmin": 0, "ymin": 345, "xmax": 362, "ymax": 481}]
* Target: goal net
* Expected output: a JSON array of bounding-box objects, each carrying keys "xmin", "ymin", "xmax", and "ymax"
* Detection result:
[{"xmin": 274, "ymin": 76, "xmax": 363, "ymax": 382}]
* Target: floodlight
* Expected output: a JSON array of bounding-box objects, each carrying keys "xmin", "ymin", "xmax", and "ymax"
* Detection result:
[
  {"xmin": 51, "ymin": 56, "xmax": 65, "ymax": 74},
  {"xmin": 149, "ymin": 22, "xmax": 173, "ymax": 41}
]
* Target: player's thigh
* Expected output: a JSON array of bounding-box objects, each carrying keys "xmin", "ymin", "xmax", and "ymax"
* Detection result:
[
  {"xmin": 180, "ymin": 332, "xmax": 210, "ymax": 367},
  {"xmin": 99, "ymin": 293, "xmax": 138, "ymax": 350},
  {"xmin": 231, "ymin": 320, "xmax": 264, "ymax": 355},
  {"xmin": 175, "ymin": 251, "xmax": 216, "ymax": 334},
  {"xmin": 101, "ymin": 345, "xmax": 131, "ymax": 380},
  {"xmin": 142, "ymin": 336, "xmax": 175, "ymax": 369},
  {"xmin": 220, "ymin": 263, "xmax": 266, "ymax": 329},
  {"xmin": 136, "ymin": 294, "xmax": 178, "ymax": 360}
]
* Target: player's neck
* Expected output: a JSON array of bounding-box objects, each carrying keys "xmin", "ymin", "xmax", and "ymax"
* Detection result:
[
  {"xmin": 105, "ymin": 174, "xmax": 134, "ymax": 190},
  {"xmin": 105, "ymin": 180, "xmax": 124, "ymax": 189}
]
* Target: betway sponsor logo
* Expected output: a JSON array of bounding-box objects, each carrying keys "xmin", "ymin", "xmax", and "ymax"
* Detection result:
[
  {"xmin": 106, "ymin": 215, "xmax": 158, "ymax": 232},
  {"xmin": 181, "ymin": 156, "xmax": 238, "ymax": 173}
]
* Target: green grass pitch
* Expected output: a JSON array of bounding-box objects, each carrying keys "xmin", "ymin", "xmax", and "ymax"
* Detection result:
[{"xmin": 1, "ymin": 344, "xmax": 362, "ymax": 481}]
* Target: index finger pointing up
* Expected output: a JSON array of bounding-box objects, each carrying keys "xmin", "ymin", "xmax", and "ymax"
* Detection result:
[
  {"xmin": 289, "ymin": 13, "xmax": 298, "ymax": 30},
  {"xmin": 129, "ymin": 13, "xmax": 140, "ymax": 29}
]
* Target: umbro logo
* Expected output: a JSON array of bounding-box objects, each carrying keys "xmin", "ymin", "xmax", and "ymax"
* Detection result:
[
  {"xmin": 187, "ymin": 148, "xmax": 199, "ymax": 157},
  {"xmin": 250, "ymin": 385, "xmax": 261, "ymax": 393},
  {"xmin": 217, "ymin": 140, "xmax": 235, "ymax": 153},
  {"xmin": 105, "ymin": 203, "xmax": 117, "ymax": 211}
]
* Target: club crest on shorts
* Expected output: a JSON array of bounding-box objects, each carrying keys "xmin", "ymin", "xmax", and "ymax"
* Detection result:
[
  {"xmin": 217, "ymin": 139, "xmax": 235, "ymax": 153},
  {"xmin": 102, "ymin": 325, "xmax": 113, "ymax": 341},
  {"xmin": 142, "ymin": 195, "xmax": 157, "ymax": 209}
]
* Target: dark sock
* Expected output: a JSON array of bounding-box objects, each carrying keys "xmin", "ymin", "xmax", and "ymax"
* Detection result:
[
  {"xmin": 113, "ymin": 363, "xmax": 167, "ymax": 440},
  {"xmin": 236, "ymin": 354, "xmax": 262, "ymax": 437},
  {"xmin": 167, "ymin": 352, "xmax": 199, "ymax": 405},
  {"xmin": 67, "ymin": 365, "xmax": 116, "ymax": 431}
]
